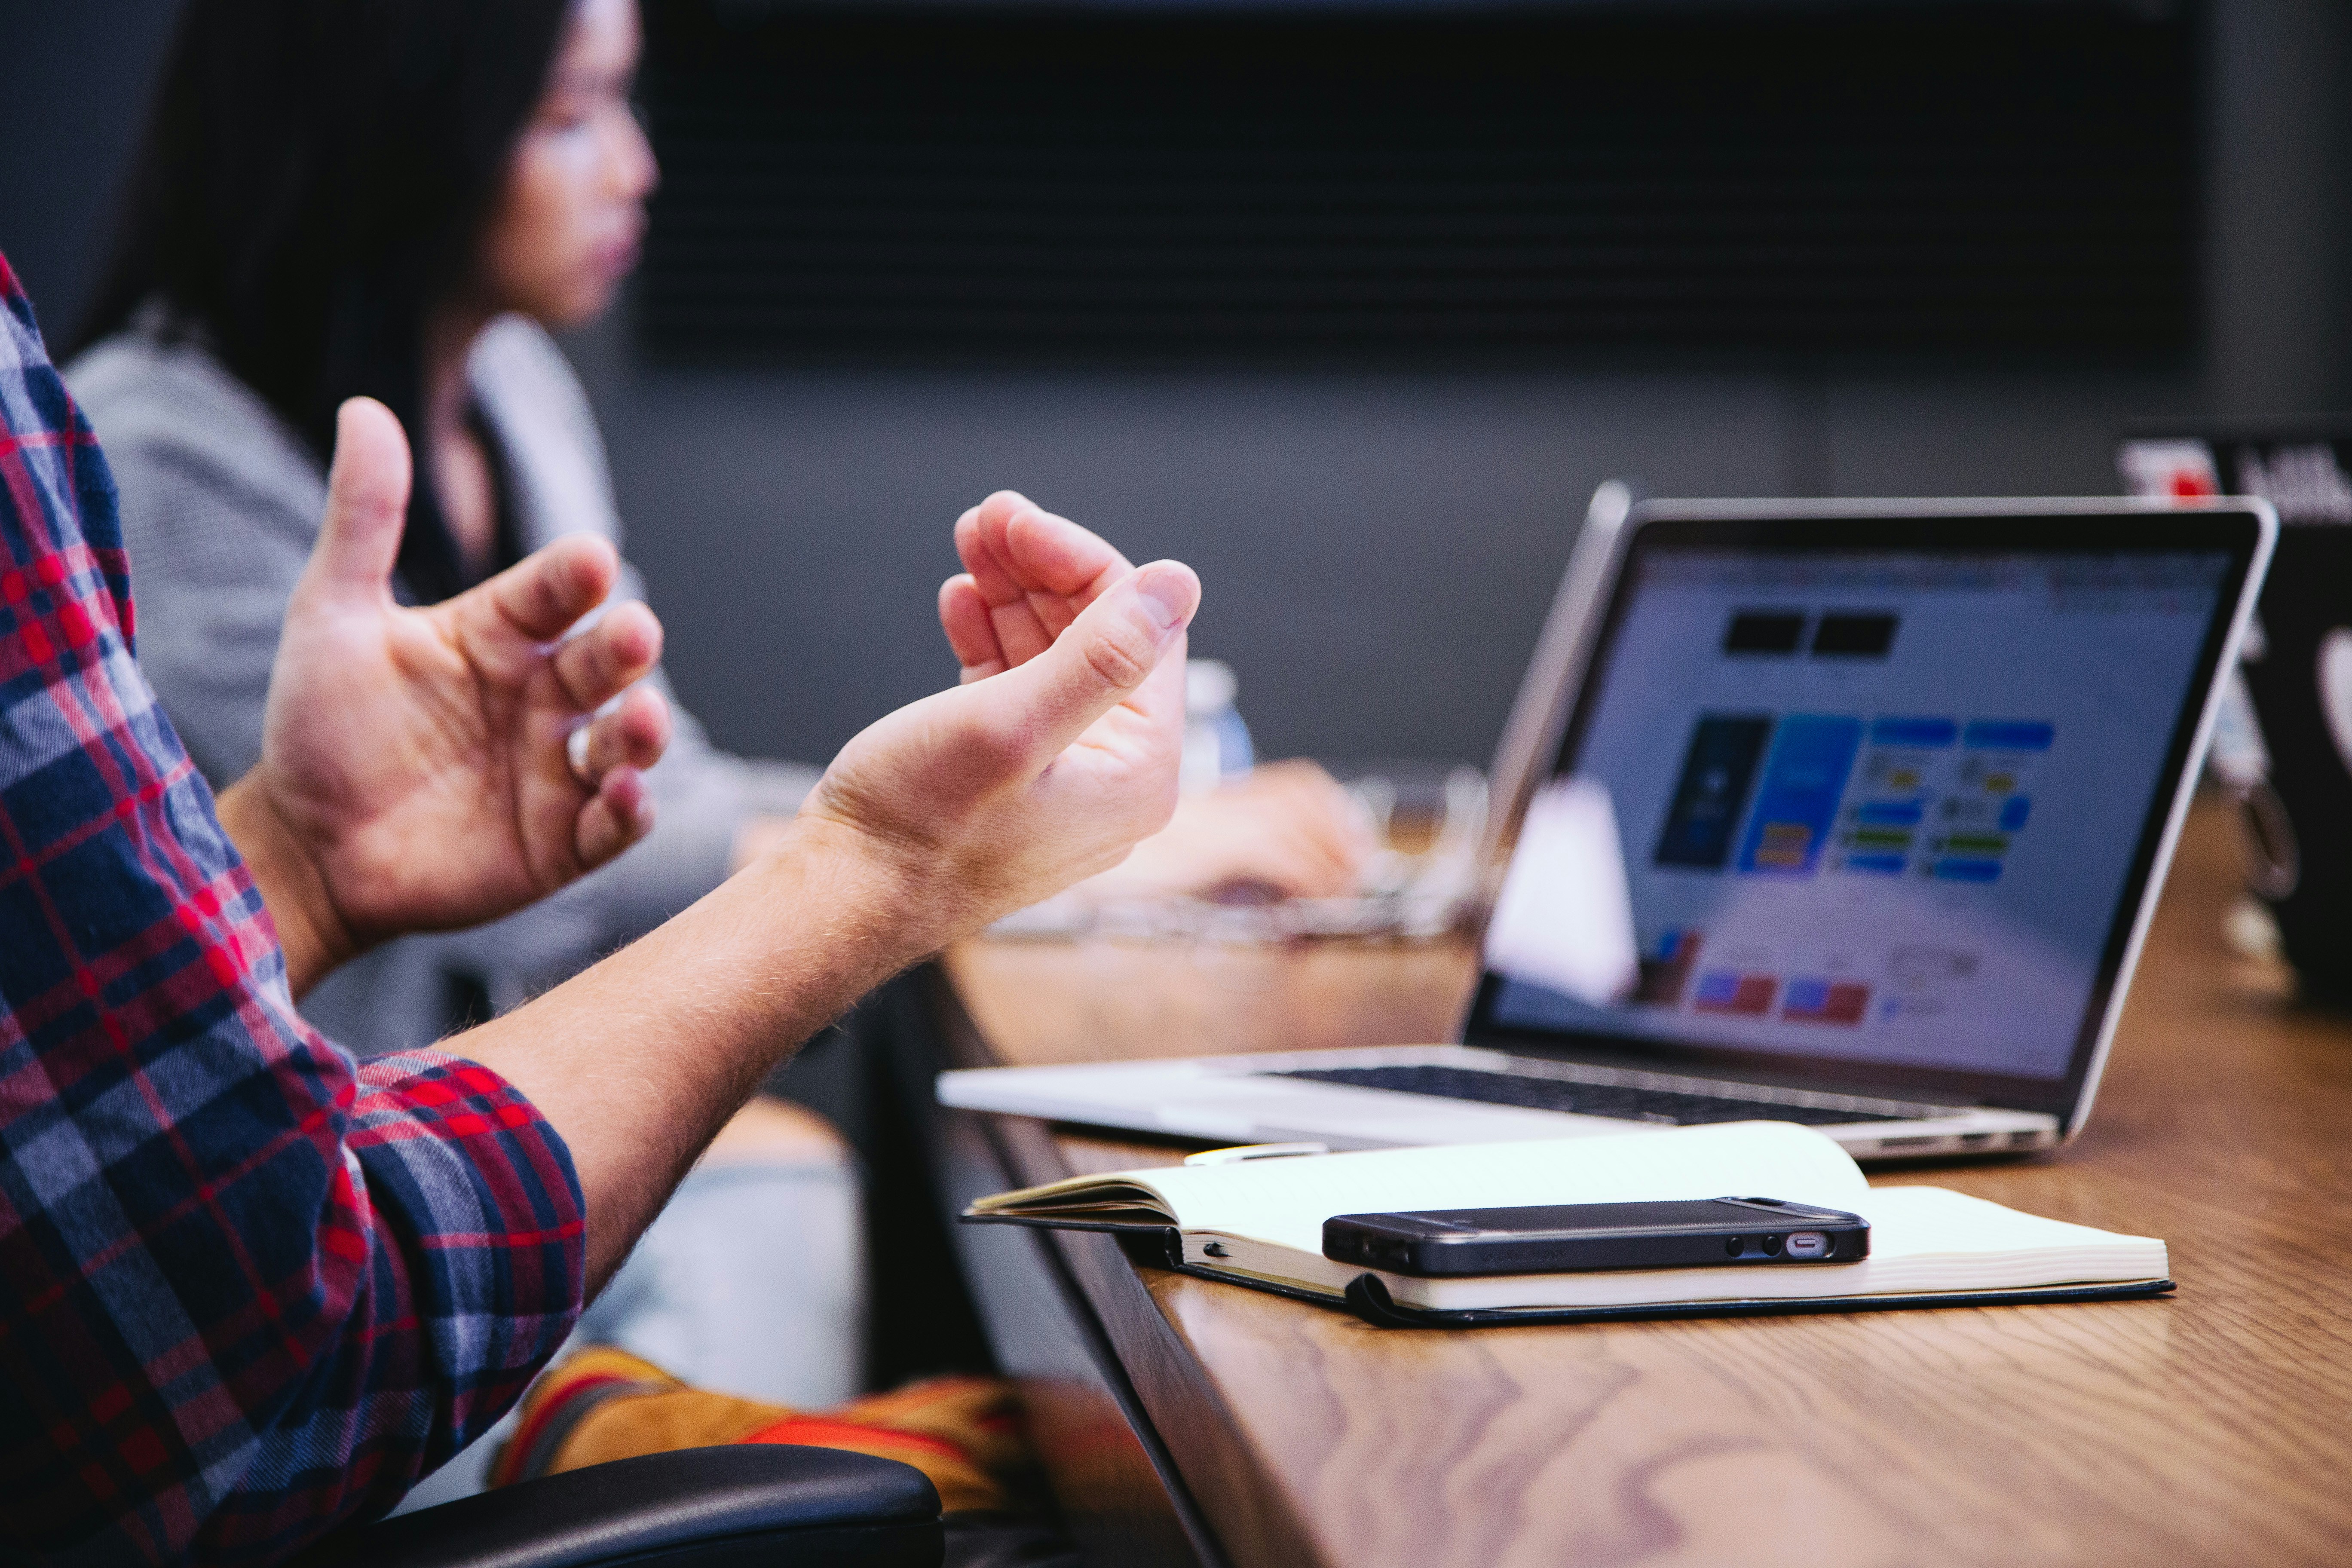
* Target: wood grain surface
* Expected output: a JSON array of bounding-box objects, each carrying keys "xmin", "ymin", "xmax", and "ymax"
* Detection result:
[{"xmin": 944, "ymin": 801, "xmax": 2352, "ymax": 1566}]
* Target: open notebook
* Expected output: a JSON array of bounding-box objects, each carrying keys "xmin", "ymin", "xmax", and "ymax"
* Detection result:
[{"xmin": 964, "ymin": 1123, "xmax": 2171, "ymax": 1326}]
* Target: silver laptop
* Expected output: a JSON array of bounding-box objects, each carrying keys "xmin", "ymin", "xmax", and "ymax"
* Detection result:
[{"xmin": 941, "ymin": 498, "xmax": 2276, "ymax": 1160}]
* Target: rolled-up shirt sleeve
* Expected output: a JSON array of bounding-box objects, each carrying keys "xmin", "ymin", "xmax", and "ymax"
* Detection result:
[{"xmin": 0, "ymin": 253, "xmax": 585, "ymax": 1566}]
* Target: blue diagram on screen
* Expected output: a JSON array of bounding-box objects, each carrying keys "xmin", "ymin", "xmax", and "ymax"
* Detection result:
[
  {"xmin": 1734, "ymin": 716, "xmax": 1863, "ymax": 876},
  {"xmin": 1919, "ymin": 719, "xmax": 2055, "ymax": 883},
  {"xmin": 1652, "ymin": 715, "xmax": 1774, "ymax": 869}
]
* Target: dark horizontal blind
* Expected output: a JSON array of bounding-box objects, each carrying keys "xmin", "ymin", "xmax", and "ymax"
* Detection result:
[{"xmin": 637, "ymin": 1, "xmax": 2199, "ymax": 367}]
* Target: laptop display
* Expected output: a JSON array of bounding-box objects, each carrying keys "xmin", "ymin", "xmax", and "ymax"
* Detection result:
[{"xmin": 1472, "ymin": 512, "xmax": 2263, "ymax": 1111}]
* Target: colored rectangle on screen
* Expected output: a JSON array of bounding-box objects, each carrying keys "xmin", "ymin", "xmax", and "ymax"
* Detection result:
[
  {"xmin": 1842, "ymin": 853, "xmax": 1908, "ymax": 876},
  {"xmin": 1653, "ymin": 715, "xmax": 1775, "ymax": 869},
  {"xmin": 1944, "ymin": 833, "xmax": 2009, "ymax": 854},
  {"xmin": 1811, "ymin": 613, "xmax": 1899, "ymax": 657},
  {"xmin": 1868, "ymin": 717, "xmax": 1957, "ymax": 748},
  {"xmin": 1724, "ymin": 611, "xmax": 1806, "ymax": 654},
  {"xmin": 1933, "ymin": 858, "xmax": 2005, "ymax": 883},
  {"xmin": 1963, "ymin": 720, "xmax": 2055, "ymax": 751},
  {"xmin": 1634, "ymin": 928, "xmax": 1704, "ymax": 1007},
  {"xmin": 1782, "ymin": 979, "xmax": 1870, "ymax": 1025},
  {"xmin": 1692, "ymin": 971, "xmax": 1777, "ymax": 1015},
  {"xmin": 1736, "ymin": 715, "xmax": 1863, "ymax": 876},
  {"xmin": 1856, "ymin": 801, "xmax": 1924, "ymax": 827},
  {"xmin": 1999, "ymin": 795, "xmax": 2033, "ymax": 831}
]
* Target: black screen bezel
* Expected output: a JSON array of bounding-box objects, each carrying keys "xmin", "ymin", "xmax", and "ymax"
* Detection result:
[{"xmin": 1461, "ymin": 505, "xmax": 2267, "ymax": 1122}]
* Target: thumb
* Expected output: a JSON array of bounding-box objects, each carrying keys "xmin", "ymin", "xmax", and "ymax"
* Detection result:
[
  {"xmin": 303, "ymin": 398, "xmax": 412, "ymax": 601},
  {"xmin": 977, "ymin": 560, "xmax": 1200, "ymax": 759}
]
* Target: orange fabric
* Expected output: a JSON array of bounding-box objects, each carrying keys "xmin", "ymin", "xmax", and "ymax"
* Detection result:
[
  {"xmin": 740, "ymin": 1418, "xmax": 971, "ymax": 1464},
  {"xmin": 496, "ymin": 1347, "xmax": 1031, "ymax": 1514},
  {"xmin": 492, "ymin": 1370, "xmax": 642, "ymax": 1488}
]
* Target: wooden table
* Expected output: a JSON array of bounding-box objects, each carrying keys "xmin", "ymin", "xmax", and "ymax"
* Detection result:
[{"xmin": 922, "ymin": 800, "xmax": 2352, "ymax": 1567}]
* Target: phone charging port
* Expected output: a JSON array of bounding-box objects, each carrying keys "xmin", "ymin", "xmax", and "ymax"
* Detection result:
[{"xmin": 1784, "ymin": 1231, "xmax": 1829, "ymax": 1259}]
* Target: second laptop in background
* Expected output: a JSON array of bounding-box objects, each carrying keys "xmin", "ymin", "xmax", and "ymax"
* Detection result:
[{"xmin": 2120, "ymin": 425, "xmax": 2352, "ymax": 1004}]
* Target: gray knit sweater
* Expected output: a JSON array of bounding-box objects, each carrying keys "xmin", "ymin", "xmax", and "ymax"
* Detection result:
[{"xmin": 67, "ymin": 313, "xmax": 819, "ymax": 1055}]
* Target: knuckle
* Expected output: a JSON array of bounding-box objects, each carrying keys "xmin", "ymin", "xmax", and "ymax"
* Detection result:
[{"xmin": 1081, "ymin": 622, "xmax": 1154, "ymax": 691}]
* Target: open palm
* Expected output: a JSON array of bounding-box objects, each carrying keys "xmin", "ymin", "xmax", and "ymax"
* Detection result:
[{"xmin": 248, "ymin": 399, "xmax": 670, "ymax": 957}]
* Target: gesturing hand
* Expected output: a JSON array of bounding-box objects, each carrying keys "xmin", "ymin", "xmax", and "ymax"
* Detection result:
[
  {"xmin": 217, "ymin": 398, "xmax": 672, "ymax": 995},
  {"xmin": 794, "ymin": 491, "xmax": 1200, "ymax": 945}
]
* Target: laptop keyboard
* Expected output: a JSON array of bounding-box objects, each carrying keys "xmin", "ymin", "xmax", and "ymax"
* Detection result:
[{"xmin": 1265, "ymin": 1064, "xmax": 1917, "ymax": 1127}]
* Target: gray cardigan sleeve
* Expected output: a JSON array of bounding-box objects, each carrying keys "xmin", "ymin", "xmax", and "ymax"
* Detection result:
[
  {"xmin": 70, "ymin": 330, "xmax": 818, "ymax": 1056},
  {"xmin": 98, "ymin": 413, "xmax": 319, "ymax": 790}
]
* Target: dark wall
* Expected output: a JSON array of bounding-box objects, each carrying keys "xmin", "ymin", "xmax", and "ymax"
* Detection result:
[
  {"xmin": 567, "ymin": 329, "xmax": 2203, "ymax": 765},
  {"xmin": 7, "ymin": 0, "xmax": 2352, "ymax": 769},
  {"xmin": 0, "ymin": 0, "xmax": 180, "ymax": 338}
]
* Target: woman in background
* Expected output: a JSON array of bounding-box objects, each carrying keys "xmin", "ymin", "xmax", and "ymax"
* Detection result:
[{"xmin": 67, "ymin": 0, "xmax": 1366, "ymax": 1492}]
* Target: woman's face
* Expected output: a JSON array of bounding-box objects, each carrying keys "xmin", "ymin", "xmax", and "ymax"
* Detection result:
[{"xmin": 477, "ymin": 0, "xmax": 657, "ymax": 329}]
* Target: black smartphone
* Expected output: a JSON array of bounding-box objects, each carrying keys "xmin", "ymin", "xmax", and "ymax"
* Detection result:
[{"xmin": 1322, "ymin": 1196, "xmax": 1870, "ymax": 1277}]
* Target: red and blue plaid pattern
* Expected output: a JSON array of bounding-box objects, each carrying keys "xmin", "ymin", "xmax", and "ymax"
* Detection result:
[{"xmin": 0, "ymin": 252, "xmax": 585, "ymax": 1563}]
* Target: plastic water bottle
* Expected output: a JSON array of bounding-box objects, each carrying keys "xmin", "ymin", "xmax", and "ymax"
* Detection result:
[{"xmin": 1181, "ymin": 659, "xmax": 1255, "ymax": 793}]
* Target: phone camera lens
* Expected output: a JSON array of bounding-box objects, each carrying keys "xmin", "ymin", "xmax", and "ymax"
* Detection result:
[{"xmin": 1761, "ymin": 1234, "xmax": 1784, "ymax": 1256}]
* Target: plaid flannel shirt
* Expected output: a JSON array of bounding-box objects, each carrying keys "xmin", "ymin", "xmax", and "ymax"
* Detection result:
[{"xmin": 0, "ymin": 256, "xmax": 586, "ymax": 1563}]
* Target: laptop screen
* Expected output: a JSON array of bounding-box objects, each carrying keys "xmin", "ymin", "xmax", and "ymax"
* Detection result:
[{"xmin": 1472, "ymin": 514, "xmax": 2254, "ymax": 1108}]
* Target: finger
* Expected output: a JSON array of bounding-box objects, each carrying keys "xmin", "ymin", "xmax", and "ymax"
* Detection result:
[
  {"xmin": 575, "ymin": 685, "xmax": 672, "ymax": 778},
  {"xmin": 989, "ymin": 501, "xmax": 1125, "ymax": 649},
  {"xmin": 1004, "ymin": 506, "xmax": 1126, "ymax": 653},
  {"xmin": 551, "ymin": 600, "xmax": 664, "ymax": 710},
  {"xmin": 575, "ymin": 766, "xmax": 656, "ymax": 869},
  {"xmin": 1001, "ymin": 503, "xmax": 1128, "ymax": 601},
  {"xmin": 304, "ymin": 398, "xmax": 413, "ymax": 601},
  {"xmin": 478, "ymin": 534, "xmax": 624, "ymax": 643},
  {"xmin": 966, "ymin": 496, "xmax": 1134, "ymax": 669},
  {"xmin": 953, "ymin": 493, "xmax": 1037, "ymax": 600},
  {"xmin": 959, "ymin": 497, "xmax": 1060, "ymax": 666},
  {"xmin": 970, "ymin": 559, "xmax": 1200, "ymax": 761},
  {"xmin": 939, "ymin": 574, "xmax": 1007, "ymax": 680}
]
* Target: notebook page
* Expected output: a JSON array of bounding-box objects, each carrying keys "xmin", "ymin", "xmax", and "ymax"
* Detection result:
[{"xmin": 1133, "ymin": 1121, "xmax": 1868, "ymax": 1254}]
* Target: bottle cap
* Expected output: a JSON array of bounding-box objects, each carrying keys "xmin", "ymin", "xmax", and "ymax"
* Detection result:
[{"xmin": 1185, "ymin": 658, "xmax": 1238, "ymax": 717}]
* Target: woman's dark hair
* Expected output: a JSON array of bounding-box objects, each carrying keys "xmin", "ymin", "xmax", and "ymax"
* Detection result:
[{"xmin": 74, "ymin": 0, "xmax": 575, "ymax": 601}]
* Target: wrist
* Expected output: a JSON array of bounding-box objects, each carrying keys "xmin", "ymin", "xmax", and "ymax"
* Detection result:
[
  {"xmin": 753, "ymin": 811, "xmax": 963, "ymax": 968},
  {"xmin": 215, "ymin": 772, "xmax": 361, "ymax": 998}
]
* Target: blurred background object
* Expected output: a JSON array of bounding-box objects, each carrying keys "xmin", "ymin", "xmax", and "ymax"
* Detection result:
[
  {"xmin": 2119, "ymin": 422, "xmax": 2352, "ymax": 999},
  {"xmin": 1181, "ymin": 659, "xmax": 1255, "ymax": 792},
  {"xmin": 990, "ymin": 760, "xmax": 1488, "ymax": 942},
  {"xmin": 9, "ymin": 0, "xmax": 2352, "ymax": 774}
]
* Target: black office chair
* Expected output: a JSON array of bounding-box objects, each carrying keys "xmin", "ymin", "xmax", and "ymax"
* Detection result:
[{"xmin": 301, "ymin": 1445, "xmax": 944, "ymax": 1568}]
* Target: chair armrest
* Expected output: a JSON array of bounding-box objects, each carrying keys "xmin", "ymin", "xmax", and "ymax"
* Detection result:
[{"xmin": 310, "ymin": 1446, "xmax": 943, "ymax": 1568}]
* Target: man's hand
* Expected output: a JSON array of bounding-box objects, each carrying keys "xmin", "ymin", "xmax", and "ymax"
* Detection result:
[
  {"xmin": 466, "ymin": 489, "xmax": 1196, "ymax": 1284},
  {"xmin": 217, "ymin": 398, "xmax": 672, "ymax": 995},
  {"xmin": 793, "ymin": 491, "xmax": 1201, "ymax": 947}
]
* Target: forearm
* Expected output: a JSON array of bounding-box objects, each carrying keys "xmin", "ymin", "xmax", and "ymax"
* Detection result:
[{"xmin": 456, "ymin": 814, "xmax": 932, "ymax": 1288}]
